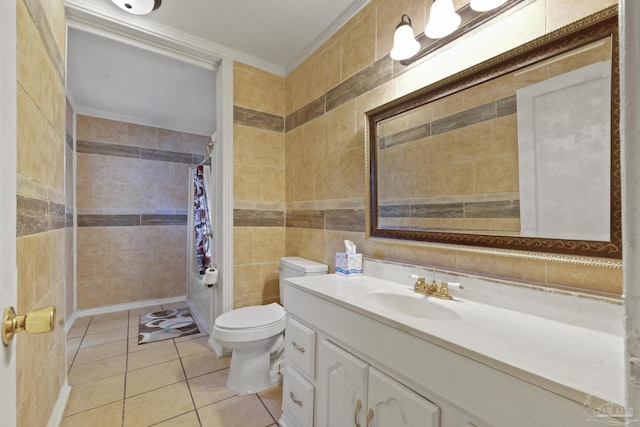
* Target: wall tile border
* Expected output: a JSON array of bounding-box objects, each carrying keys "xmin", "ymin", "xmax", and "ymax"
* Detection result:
[
  {"xmin": 285, "ymin": 210, "xmax": 325, "ymax": 229},
  {"xmin": 16, "ymin": 195, "xmax": 66, "ymax": 237},
  {"xmin": 379, "ymin": 95, "xmax": 517, "ymax": 149},
  {"xmin": 284, "ymin": 96, "xmax": 325, "ymax": 132},
  {"xmin": 141, "ymin": 214, "xmax": 188, "ymax": 226},
  {"xmin": 326, "ymin": 56, "xmax": 394, "ymax": 112},
  {"xmin": 379, "ymin": 200, "xmax": 519, "ymax": 219},
  {"xmin": 77, "ymin": 213, "xmax": 188, "ymax": 227},
  {"xmin": 77, "ymin": 140, "xmax": 203, "ymax": 164},
  {"xmin": 285, "ymin": 208, "xmax": 365, "ymax": 232},
  {"xmin": 234, "ymin": 106, "xmax": 285, "ymax": 132},
  {"xmin": 234, "ymin": 209, "xmax": 285, "ymax": 227},
  {"xmin": 285, "ymin": 55, "xmax": 394, "ymax": 132}
]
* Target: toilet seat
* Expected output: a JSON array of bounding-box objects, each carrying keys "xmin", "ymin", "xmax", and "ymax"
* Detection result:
[{"xmin": 213, "ymin": 303, "xmax": 286, "ymax": 343}]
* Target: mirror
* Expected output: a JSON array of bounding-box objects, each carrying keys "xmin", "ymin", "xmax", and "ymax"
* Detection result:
[{"xmin": 366, "ymin": 6, "xmax": 620, "ymax": 259}]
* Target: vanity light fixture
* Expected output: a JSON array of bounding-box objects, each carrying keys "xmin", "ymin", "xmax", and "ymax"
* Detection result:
[
  {"xmin": 470, "ymin": 0, "xmax": 508, "ymax": 12},
  {"xmin": 111, "ymin": 0, "xmax": 161, "ymax": 15},
  {"xmin": 424, "ymin": 0, "xmax": 461, "ymax": 39},
  {"xmin": 390, "ymin": 14, "xmax": 421, "ymax": 61},
  {"xmin": 390, "ymin": 0, "xmax": 527, "ymax": 66}
]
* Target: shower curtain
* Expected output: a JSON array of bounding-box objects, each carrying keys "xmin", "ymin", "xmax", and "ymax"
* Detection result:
[{"xmin": 193, "ymin": 165, "xmax": 212, "ymax": 274}]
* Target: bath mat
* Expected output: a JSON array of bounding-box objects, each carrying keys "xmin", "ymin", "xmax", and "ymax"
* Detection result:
[{"xmin": 138, "ymin": 307, "xmax": 200, "ymax": 344}]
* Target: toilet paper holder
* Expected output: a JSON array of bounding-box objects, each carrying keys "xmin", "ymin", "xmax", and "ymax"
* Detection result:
[{"xmin": 204, "ymin": 266, "xmax": 218, "ymax": 288}]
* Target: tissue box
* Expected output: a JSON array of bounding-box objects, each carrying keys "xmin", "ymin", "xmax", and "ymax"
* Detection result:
[{"xmin": 335, "ymin": 252, "xmax": 362, "ymax": 276}]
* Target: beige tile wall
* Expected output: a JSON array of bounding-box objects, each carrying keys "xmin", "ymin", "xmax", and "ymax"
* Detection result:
[
  {"xmin": 76, "ymin": 226, "xmax": 187, "ymax": 308},
  {"xmin": 283, "ymin": 0, "xmax": 622, "ymax": 295},
  {"xmin": 15, "ymin": 1, "xmax": 68, "ymax": 426},
  {"xmin": 75, "ymin": 115, "xmax": 208, "ymax": 309},
  {"xmin": 233, "ymin": 63, "xmax": 286, "ymax": 308}
]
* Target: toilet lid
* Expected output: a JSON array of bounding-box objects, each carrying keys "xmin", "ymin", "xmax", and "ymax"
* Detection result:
[{"xmin": 215, "ymin": 303, "xmax": 285, "ymax": 330}]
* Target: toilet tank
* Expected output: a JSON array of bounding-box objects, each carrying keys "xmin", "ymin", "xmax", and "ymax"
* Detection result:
[{"xmin": 279, "ymin": 257, "xmax": 328, "ymax": 306}]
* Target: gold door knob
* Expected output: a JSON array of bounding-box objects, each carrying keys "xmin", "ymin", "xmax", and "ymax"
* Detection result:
[{"xmin": 2, "ymin": 306, "xmax": 56, "ymax": 346}]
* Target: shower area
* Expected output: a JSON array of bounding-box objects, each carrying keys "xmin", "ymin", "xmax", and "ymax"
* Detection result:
[
  {"xmin": 187, "ymin": 142, "xmax": 216, "ymax": 334},
  {"xmin": 67, "ymin": 20, "xmax": 235, "ymax": 333}
]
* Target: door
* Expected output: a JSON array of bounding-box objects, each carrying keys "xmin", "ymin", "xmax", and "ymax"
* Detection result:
[
  {"xmin": 368, "ymin": 367, "xmax": 440, "ymax": 427},
  {"xmin": 0, "ymin": 0, "xmax": 18, "ymax": 425},
  {"xmin": 317, "ymin": 340, "xmax": 368, "ymax": 427}
]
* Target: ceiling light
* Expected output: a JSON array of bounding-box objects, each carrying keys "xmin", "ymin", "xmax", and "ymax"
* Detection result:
[
  {"xmin": 470, "ymin": 0, "xmax": 508, "ymax": 12},
  {"xmin": 111, "ymin": 0, "xmax": 161, "ymax": 15},
  {"xmin": 390, "ymin": 15, "xmax": 421, "ymax": 61},
  {"xmin": 424, "ymin": 0, "xmax": 461, "ymax": 39}
]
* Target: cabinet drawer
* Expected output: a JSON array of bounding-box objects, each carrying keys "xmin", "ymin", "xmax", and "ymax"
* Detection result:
[
  {"xmin": 285, "ymin": 317, "xmax": 316, "ymax": 378},
  {"xmin": 283, "ymin": 367, "xmax": 314, "ymax": 427}
]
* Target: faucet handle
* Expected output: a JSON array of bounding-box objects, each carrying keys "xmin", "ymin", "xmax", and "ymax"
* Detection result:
[
  {"xmin": 447, "ymin": 282, "xmax": 464, "ymax": 290},
  {"xmin": 411, "ymin": 275, "xmax": 428, "ymax": 293}
]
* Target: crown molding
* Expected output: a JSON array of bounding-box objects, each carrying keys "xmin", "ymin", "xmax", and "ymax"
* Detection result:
[{"xmin": 64, "ymin": 0, "xmax": 286, "ymax": 76}]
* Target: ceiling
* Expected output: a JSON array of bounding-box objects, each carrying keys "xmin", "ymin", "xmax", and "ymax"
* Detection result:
[{"xmin": 65, "ymin": 0, "xmax": 369, "ymax": 136}]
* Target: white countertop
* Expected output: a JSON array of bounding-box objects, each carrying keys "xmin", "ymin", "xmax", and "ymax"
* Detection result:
[{"xmin": 285, "ymin": 273, "xmax": 625, "ymax": 408}]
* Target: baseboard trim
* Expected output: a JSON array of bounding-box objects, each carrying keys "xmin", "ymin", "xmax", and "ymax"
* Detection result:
[
  {"xmin": 73, "ymin": 296, "xmax": 186, "ymax": 320},
  {"xmin": 47, "ymin": 381, "xmax": 71, "ymax": 427}
]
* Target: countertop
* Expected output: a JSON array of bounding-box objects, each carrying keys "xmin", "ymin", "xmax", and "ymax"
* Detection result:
[{"xmin": 285, "ymin": 273, "xmax": 625, "ymax": 408}]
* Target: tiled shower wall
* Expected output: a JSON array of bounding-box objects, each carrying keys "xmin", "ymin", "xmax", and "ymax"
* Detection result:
[
  {"xmin": 75, "ymin": 115, "xmax": 209, "ymax": 309},
  {"xmin": 281, "ymin": 0, "xmax": 623, "ymax": 295},
  {"xmin": 15, "ymin": 0, "xmax": 68, "ymax": 426},
  {"xmin": 233, "ymin": 62, "xmax": 286, "ymax": 308}
]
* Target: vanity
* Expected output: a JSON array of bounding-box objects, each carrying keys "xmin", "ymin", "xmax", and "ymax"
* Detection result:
[{"xmin": 278, "ymin": 260, "xmax": 624, "ymax": 427}]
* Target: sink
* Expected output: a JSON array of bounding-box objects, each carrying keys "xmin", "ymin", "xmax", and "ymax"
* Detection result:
[{"xmin": 361, "ymin": 291, "xmax": 462, "ymax": 321}]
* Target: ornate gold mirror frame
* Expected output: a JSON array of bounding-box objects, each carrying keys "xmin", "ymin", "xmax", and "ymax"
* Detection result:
[{"xmin": 366, "ymin": 6, "xmax": 620, "ymax": 263}]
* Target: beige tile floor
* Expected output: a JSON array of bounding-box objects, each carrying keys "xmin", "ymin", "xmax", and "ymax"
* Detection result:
[{"xmin": 62, "ymin": 302, "xmax": 283, "ymax": 427}]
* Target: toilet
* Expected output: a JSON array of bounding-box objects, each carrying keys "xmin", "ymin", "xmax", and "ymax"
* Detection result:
[{"xmin": 212, "ymin": 256, "xmax": 328, "ymax": 394}]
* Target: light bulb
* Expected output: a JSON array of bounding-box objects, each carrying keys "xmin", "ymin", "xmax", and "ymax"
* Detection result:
[
  {"xmin": 390, "ymin": 15, "xmax": 421, "ymax": 61},
  {"xmin": 425, "ymin": 0, "xmax": 461, "ymax": 39}
]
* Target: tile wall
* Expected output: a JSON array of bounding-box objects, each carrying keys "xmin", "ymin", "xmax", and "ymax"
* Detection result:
[
  {"xmin": 280, "ymin": 0, "xmax": 622, "ymax": 295},
  {"xmin": 232, "ymin": 63, "xmax": 286, "ymax": 308},
  {"xmin": 15, "ymin": 0, "xmax": 68, "ymax": 426},
  {"xmin": 75, "ymin": 116, "xmax": 209, "ymax": 309}
]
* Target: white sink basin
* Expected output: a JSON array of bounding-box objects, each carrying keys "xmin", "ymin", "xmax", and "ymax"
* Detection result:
[{"xmin": 362, "ymin": 291, "xmax": 462, "ymax": 321}]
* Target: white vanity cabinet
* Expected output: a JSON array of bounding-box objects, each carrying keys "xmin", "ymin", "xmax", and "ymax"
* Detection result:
[
  {"xmin": 282, "ymin": 276, "xmax": 607, "ymax": 427},
  {"xmin": 317, "ymin": 339, "xmax": 440, "ymax": 427}
]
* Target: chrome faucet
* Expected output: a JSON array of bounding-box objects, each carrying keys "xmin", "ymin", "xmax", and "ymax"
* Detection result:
[{"xmin": 411, "ymin": 274, "xmax": 463, "ymax": 300}]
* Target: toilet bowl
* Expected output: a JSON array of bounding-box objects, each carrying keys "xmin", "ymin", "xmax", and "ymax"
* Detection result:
[
  {"xmin": 212, "ymin": 257, "xmax": 328, "ymax": 394},
  {"xmin": 213, "ymin": 303, "xmax": 286, "ymax": 394}
]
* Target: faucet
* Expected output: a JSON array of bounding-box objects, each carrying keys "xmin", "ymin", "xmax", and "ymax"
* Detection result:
[{"xmin": 410, "ymin": 274, "xmax": 463, "ymax": 300}]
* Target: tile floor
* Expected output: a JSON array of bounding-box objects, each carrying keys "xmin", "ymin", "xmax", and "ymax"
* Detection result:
[{"xmin": 62, "ymin": 302, "xmax": 283, "ymax": 427}]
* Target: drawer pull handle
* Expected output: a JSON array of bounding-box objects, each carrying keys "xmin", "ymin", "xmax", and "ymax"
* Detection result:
[
  {"xmin": 366, "ymin": 408, "xmax": 374, "ymax": 427},
  {"xmin": 354, "ymin": 399, "xmax": 362, "ymax": 427},
  {"xmin": 291, "ymin": 341, "xmax": 305, "ymax": 353},
  {"xmin": 290, "ymin": 391, "xmax": 303, "ymax": 407}
]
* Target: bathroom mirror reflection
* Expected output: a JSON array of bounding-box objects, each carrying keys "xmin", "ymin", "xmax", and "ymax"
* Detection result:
[{"xmin": 366, "ymin": 6, "xmax": 620, "ymax": 259}]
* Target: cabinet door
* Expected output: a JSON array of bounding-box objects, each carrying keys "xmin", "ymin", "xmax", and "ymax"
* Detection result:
[
  {"xmin": 317, "ymin": 340, "xmax": 369, "ymax": 427},
  {"xmin": 368, "ymin": 367, "xmax": 440, "ymax": 427}
]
